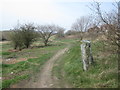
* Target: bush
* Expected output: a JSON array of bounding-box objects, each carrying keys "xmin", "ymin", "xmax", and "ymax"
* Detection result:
[
  {"xmin": 20, "ymin": 24, "xmax": 38, "ymax": 48},
  {"xmin": 10, "ymin": 30, "xmax": 24, "ymax": 50},
  {"xmin": 9, "ymin": 23, "xmax": 38, "ymax": 50}
]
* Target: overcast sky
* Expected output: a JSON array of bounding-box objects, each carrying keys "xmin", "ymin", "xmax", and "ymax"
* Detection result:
[{"xmin": 0, "ymin": 0, "xmax": 117, "ymax": 31}]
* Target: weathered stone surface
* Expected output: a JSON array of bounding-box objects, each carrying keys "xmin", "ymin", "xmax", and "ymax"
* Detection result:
[{"xmin": 81, "ymin": 40, "xmax": 93, "ymax": 71}]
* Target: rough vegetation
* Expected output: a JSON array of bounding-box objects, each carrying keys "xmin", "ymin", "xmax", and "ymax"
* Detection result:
[
  {"xmin": 53, "ymin": 40, "xmax": 118, "ymax": 88},
  {"xmin": 2, "ymin": 39, "xmax": 66, "ymax": 88},
  {"xmin": 1, "ymin": 1, "xmax": 119, "ymax": 89}
]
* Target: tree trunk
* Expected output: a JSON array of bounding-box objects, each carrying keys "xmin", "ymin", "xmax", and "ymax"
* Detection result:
[
  {"xmin": 14, "ymin": 44, "xmax": 17, "ymax": 49},
  {"xmin": 44, "ymin": 42, "xmax": 47, "ymax": 46},
  {"xmin": 25, "ymin": 42, "xmax": 30, "ymax": 48},
  {"xmin": 44, "ymin": 40, "xmax": 48, "ymax": 46}
]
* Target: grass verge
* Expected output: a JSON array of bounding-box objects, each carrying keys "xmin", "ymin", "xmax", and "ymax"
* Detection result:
[
  {"xmin": 53, "ymin": 41, "xmax": 118, "ymax": 88},
  {"xmin": 2, "ymin": 53, "xmax": 53, "ymax": 88},
  {"xmin": 2, "ymin": 41, "xmax": 66, "ymax": 88}
]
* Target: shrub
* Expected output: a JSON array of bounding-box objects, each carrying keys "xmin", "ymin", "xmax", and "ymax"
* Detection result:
[{"xmin": 9, "ymin": 23, "xmax": 38, "ymax": 50}]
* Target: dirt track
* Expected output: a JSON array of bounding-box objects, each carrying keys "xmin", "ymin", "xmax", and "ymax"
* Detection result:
[{"xmin": 11, "ymin": 47, "xmax": 69, "ymax": 88}]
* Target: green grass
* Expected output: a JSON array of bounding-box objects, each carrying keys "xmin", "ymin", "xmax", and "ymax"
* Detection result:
[
  {"xmin": 53, "ymin": 41, "xmax": 118, "ymax": 88},
  {"xmin": 2, "ymin": 40, "xmax": 66, "ymax": 59},
  {"xmin": 55, "ymin": 38, "xmax": 77, "ymax": 43},
  {"xmin": 2, "ymin": 40, "xmax": 66, "ymax": 88},
  {"xmin": 2, "ymin": 43, "xmax": 12, "ymax": 52},
  {"xmin": 2, "ymin": 53, "xmax": 53, "ymax": 88},
  {"xmin": 2, "ymin": 39, "xmax": 118, "ymax": 88},
  {"xmin": 2, "ymin": 52, "xmax": 12, "ymax": 55},
  {"xmin": 2, "ymin": 74, "xmax": 29, "ymax": 88}
]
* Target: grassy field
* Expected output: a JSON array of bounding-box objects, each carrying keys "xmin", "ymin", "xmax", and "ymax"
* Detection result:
[
  {"xmin": 53, "ymin": 40, "xmax": 118, "ymax": 88},
  {"xmin": 1, "ymin": 39, "xmax": 67, "ymax": 88},
  {"xmin": 1, "ymin": 38, "xmax": 118, "ymax": 88}
]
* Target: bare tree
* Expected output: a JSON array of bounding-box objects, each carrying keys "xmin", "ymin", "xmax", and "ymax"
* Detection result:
[
  {"xmin": 71, "ymin": 16, "xmax": 99, "ymax": 40},
  {"xmin": 37, "ymin": 24, "xmax": 58, "ymax": 46},
  {"xmin": 90, "ymin": 1, "xmax": 120, "ymax": 47},
  {"xmin": 56, "ymin": 27, "xmax": 65, "ymax": 39}
]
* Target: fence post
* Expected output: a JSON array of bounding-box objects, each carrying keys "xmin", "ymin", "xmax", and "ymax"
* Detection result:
[{"xmin": 81, "ymin": 40, "xmax": 94, "ymax": 71}]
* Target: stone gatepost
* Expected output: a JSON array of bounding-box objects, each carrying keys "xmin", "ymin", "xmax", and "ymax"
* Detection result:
[{"xmin": 81, "ymin": 40, "xmax": 94, "ymax": 71}]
